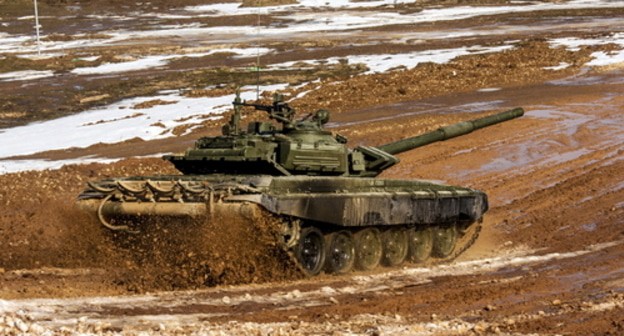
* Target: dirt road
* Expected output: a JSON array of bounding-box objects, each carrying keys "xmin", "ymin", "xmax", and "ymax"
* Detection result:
[{"xmin": 0, "ymin": 1, "xmax": 623, "ymax": 335}]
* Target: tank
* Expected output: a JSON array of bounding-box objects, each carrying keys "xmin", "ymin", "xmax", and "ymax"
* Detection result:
[{"xmin": 78, "ymin": 92, "xmax": 524, "ymax": 275}]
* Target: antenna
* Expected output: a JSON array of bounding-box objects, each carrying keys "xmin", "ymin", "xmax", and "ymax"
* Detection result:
[
  {"xmin": 255, "ymin": 2, "xmax": 261, "ymax": 100},
  {"xmin": 33, "ymin": 0, "xmax": 42, "ymax": 55}
]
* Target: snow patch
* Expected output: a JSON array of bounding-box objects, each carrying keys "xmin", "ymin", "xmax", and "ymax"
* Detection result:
[
  {"xmin": 544, "ymin": 62, "xmax": 571, "ymax": 71},
  {"xmin": 587, "ymin": 50, "xmax": 624, "ymax": 67},
  {"xmin": 477, "ymin": 87, "xmax": 502, "ymax": 92},
  {"xmin": 0, "ymin": 84, "xmax": 287, "ymax": 164},
  {"xmin": 0, "ymin": 70, "xmax": 54, "ymax": 81},
  {"xmin": 550, "ymin": 33, "xmax": 624, "ymax": 67},
  {"xmin": 71, "ymin": 48, "xmax": 272, "ymax": 75},
  {"xmin": 273, "ymin": 45, "xmax": 514, "ymax": 74},
  {"xmin": 71, "ymin": 55, "xmax": 170, "ymax": 75},
  {"xmin": 0, "ymin": 157, "xmax": 118, "ymax": 175}
]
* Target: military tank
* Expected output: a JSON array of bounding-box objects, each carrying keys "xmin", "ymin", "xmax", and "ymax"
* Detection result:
[{"xmin": 78, "ymin": 92, "xmax": 523, "ymax": 276}]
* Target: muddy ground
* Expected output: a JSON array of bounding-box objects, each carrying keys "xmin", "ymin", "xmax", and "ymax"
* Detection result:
[{"xmin": 0, "ymin": 0, "xmax": 623, "ymax": 335}]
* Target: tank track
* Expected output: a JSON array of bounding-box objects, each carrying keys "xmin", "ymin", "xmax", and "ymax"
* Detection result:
[
  {"xmin": 283, "ymin": 219, "xmax": 483, "ymax": 276},
  {"xmin": 445, "ymin": 220, "xmax": 482, "ymax": 263}
]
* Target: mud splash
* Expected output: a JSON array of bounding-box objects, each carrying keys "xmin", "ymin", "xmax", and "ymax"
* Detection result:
[
  {"xmin": 0, "ymin": 159, "xmax": 301, "ymax": 296},
  {"xmin": 110, "ymin": 208, "xmax": 302, "ymax": 292}
]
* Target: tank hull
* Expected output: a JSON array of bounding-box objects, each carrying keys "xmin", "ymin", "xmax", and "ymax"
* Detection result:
[
  {"xmin": 79, "ymin": 175, "xmax": 487, "ymax": 227},
  {"xmin": 79, "ymin": 175, "xmax": 487, "ymax": 275}
]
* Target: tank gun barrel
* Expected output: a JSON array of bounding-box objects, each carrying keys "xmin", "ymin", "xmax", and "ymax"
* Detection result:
[{"xmin": 376, "ymin": 107, "xmax": 524, "ymax": 155}]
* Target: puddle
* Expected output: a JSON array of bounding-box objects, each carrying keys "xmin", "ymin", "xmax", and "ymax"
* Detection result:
[
  {"xmin": 542, "ymin": 148, "xmax": 593, "ymax": 165},
  {"xmin": 548, "ymin": 69, "xmax": 624, "ymax": 86},
  {"xmin": 454, "ymin": 99, "xmax": 620, "ymax": 183}
]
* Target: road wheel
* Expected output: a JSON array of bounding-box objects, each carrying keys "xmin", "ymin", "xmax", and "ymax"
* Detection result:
[
  {"xmin": 325, "ymin": 231, "xmax": 356, "ymax": 274},
  {"xmin": 408, "ymin": 227, "xmax": 433, "ymax": 263},
  {"xmin": 354, "ymin": 228, "xmax": 382, "ymax": 271},
  {"xmin": 295, "ymin": 227, "xmax": 326, "ymax": 276},
  {"xmin": 381, "ymin": 228, "xmax": 409, "ymax": 267},
  {"xmin": 432, "ymin": 225, "xmax": 457, "ymax": 258}
]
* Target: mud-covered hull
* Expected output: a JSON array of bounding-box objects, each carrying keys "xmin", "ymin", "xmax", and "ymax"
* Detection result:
[
  {"xmin": 78, "ymin": 175, "xmax": 487, "ymax": 226},
  {"xmin": 79, "ymin": 175, "xmax": 487, "ymax": 275}
]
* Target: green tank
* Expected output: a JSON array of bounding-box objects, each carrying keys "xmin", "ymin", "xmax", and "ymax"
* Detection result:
[{"xmin": 78, "ymin": 92, "xmax": 524, "ymax": 275}]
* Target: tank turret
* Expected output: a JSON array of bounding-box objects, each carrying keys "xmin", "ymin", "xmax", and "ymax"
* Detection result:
[
  {"xmin": 164, "ymin": 92, "xmax": 349, "ymax": 176},
  {"xmin": 165, "ymin": 92, "xmax": 524, "ymax": 177}
]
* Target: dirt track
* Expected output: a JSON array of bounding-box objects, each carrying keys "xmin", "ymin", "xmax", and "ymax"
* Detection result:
[{"xmin": 1, "ymin": 0, "xmax": 623, "ymax": 335}]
